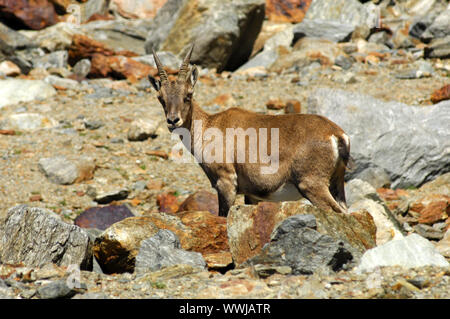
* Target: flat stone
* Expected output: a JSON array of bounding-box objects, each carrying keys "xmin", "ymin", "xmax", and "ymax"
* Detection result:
[{"xmin": 0, "ymin": 79, "xmax": 56, "ymax": 108}]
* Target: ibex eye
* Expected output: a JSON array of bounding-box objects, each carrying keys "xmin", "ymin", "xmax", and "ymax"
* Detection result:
[{"xmin": 184, "ymin": 96, "xmax": 191, "ymax": 103}]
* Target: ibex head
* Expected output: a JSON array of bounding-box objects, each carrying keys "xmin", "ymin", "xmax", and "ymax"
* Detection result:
[{"xmin": 149, "ymin": 45, "xmax": 199, "ymax": 132}]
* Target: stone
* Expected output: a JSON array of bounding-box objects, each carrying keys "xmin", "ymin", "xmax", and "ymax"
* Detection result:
[
  {"xmin": 1, "ymin": 205, "xmax": 92, "ymax": 270},
  {"xmin": 266, "ymin": 98, "xmax": 285, "ymax": 110},
  {"xmin": 349, "ymin": 199, "xmax": 404, "ymax": 246},
  {"xmin": 435, "ymin": 229, "xmax": 450, "ymax": 258},
  {"xmin": 227, "ymin": 201, "xmax": 376, "ymax": 265},
  {"xmin": 177, "ymin": 190, "xmax": 219, "ymax": 215},
  {"xmin": 244, "ymin": 215, "xmax": 354, "ymax": 274},
  {"xmin": 354, "ymin": 166, "xmax": 391, "ymax": 189},
  {"xmin": 72, "ymin": 59, "xmax": 91, "ymax": 79},
  {"xmin": 90, "ymin": 54, "xmax": 154, "ymax": 83},
  {"xmin": 32, "ymin": 51, "xmax": 68, "ymax": 70},
  {"xmin": 38, "ymin": 156, "xmax": 95, "ymax": 185},
  {"xmin": 44, "ymin": 75, "xmax": 79, "ymax": 90},
  {"xmin": 0, "ymin": 79, "xmax": 56, "ymax": 108},
  {"xmin": 144, "ymin": 211, "xmax": 229, "ymax": 255},
  {"xmin": 334, "ymin": 55, "xmax": 354, "ymax": 70},
  {"xmin": 417, "ymin": 197, "xmax": 449, "ymax": 225},
  {"xmin": 266, "ymin": 0, "xmax": 312, "ymax": 23},
  {"xmin": 284, "ymin": 99, "xmax": 301, "ymax": 114},
  {"xmin": 135, "ymin": 229, "xmax": 206, "ymax": 273},
  {"xmin": 356, "ymin": 234, "xmax": 449, "ymax": 272},
  {"xmin": 74, "ymin": 205, "xmax": 135, "ymax": 230},
  {"xmin": 304, "ymin": 0, "xmax": 378, "ymax": 28},
  {"xmin": 345, "ymin": 179, "xmax": 382, "ymax": 207},
  {"xmin": 395, "ymin": 60, "xmax": 434, "ymax": 79},
  {"xmin": 0, "ymin": 113, "xmax": 58, "ymax": 131},
  {"xmin": 79, "ymin": 0, "xmax": 110, "ymax": 23},
  {"xmin": 110, "ymin": 0, "xmax": 167, "ymax": 19},
  {"xmin": 28, "ymin": 22, "xmax": 83, "ymax": 52},
  {"xmin": 424, "ymin": 6, "xmax": 450, "ymax": 39},
  {"xmin": 156, "ymin": 192, "xmax": 181, "ymax": 213},
  {"xmin": 0, "ymin": 60, "xmax": 21, "ymax": 76},
  {"xmin": 203, "ymin": 251, "xmax": 233, "ymax": 270},
  {"xmin": 431, "ymin": 84, "xmax": 450, "ymax": 104},
  {"xmin": 0, "ymin": 0, "xmax": 58, "ymax": 30},
  {"xmin": 0, "ymin": 22, "xmax": 35, "ymax": 49},
  {"xmin": 293, "ymin": 19, "xmax": 354, "ymax": 43},
  {"xmin": 94, "ymin": 188, "xmax": 129, "ymax": 204},
  {"xmin": 37, "ymin": 280, "xmax": 76, "ymax": 299},
  {"xmin": 93, "ymin": 216, "xmax": 160, "ymax": 273},
  {"xmin": 307, "ymin": 88, "xmax": 450, "ymax": 188},
  {"xmin": 424, "ymin": 36, "xmax": 450, "ymax": 59},
  {"xmin": 127, "ymin": 118, "xmax": 160, "ymax": 141},
  {"xmin": 413, "ymin": 224, "xmax": 445, "ymax": 241},
  {"xmin": 145, "ymin": 0, "xmax": 265, "ymax": 72}
]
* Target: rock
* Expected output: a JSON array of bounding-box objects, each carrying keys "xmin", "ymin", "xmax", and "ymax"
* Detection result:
[
  {"xmin": 417, "ymin": 197, "xmax": 449, "ymax": 225},
  {"xmin": 435, "ymin": 229, "xmax": 450, "ymax": 258},
  {"xmin": 307, "ymin": 88, "xmax": 450, "ymax": 188},
  {"xmin": 0, "ymin": 79, "xmax": 56, "ymax": 108},
  {"xmin": 293, "ymin": 19, "xmax": 354, "ymax": 43},
  {"xmin": 90, "ymin": 54, "xmax": 154, "ymax": 83},
  {"xmin": 354, "ymin": 166, "xmax": 391, "ymax": 189},
  {"xmin": 0, "ymin": 60, "xmax": 21, "ymax": 76},
  {"xmin": 72, "ymin": 59, "xmax": 91, "ymax": 79},
  {"xmin": 345, "ymin": 179, "xmax": 382, "ymax": 207},
  {"xmin": 38, "ymin": 156, "xmax": 95, "ymax": 185},
  {"xmin": 266, "ymin": 0, "xmax": 312, "ymax": 23},
  {"xmin": 266, "ymin": 98, "xmax": 285, "ymax": 110},
  {"xmin": 423, "ymin": 6, "xmax": 450, "ymax": 39},
  {"xmin": 144, "ymin": 211, "xmax": 229, "ymax": 255},
  {"xmin": 144, "ymin": 0, "xmax": 265, "ymax": 72},
  {"xmin": 332, "ymin": 72, "xmax": 357, "ymax": 84},
  {"xmin": 284, "ymin": 99, "xmax": 301, "ymax": 114},
  {"xmin": 203, "ymin": 251, "xmax": 233, "ymax": 270},
  {"xmin": 93, "ymin": 216, "xmax": 160, "ymax": 273},
  {"xmin": 227, "ymin": 201, "xmax": 376, "ymax": 265},
  {"xmin": 431, "ymin": 84, "xmax": 450, "ymax": 104},
  {"xmin": 413, "ymin": 224, "xmax": 445, "ymax": 241},
  {"xmin": 356, "ymin": 234, "xmax": 449, "ymax": 272},
  {"xmin": 156, "ymin": 192, "xmax": 181, "ymax": 213},
  {"xmin": 304, "ymin": 0, "xmax": 378, "ymax": 28},
  {"xmin": 74, "ymin": 205, "xmax": 135, "ymax": 230},
  {"xmin": 94, "ymin": 188, "xmax": 129, "ymax": 204},
  {"xmin": 334, "ymin": 55, "xmax": 354, "ymax": 70},
  {"xmin": 1, "ymin": 205, "xmax": 92, "ymax": 270},
  {"xmin": 37, "ymin": 280, "xmax": 76, "ymax": 299},
  {"xmin": 0, "ymin": 113, "xmax": 58, "ymax": 131},
  {"xmin": 27, "ymin": 22, "xmax": 83, "ymax": 52},
  {"xmin": 0, "ymin": 0, "xmax": 58, "ymax": 30},
  {"xmin": 127, "ymin": 118, "xmax": 160, "ymax": 141},
  {"xmin": 110, "ymin": 0, "xmax": 167, "ymax": 19},
  {"xmin": 135, "ymin": 229, "xmax": 206, "ymax": 273},
  {"xmin": 177, "ymin": 190, "xmax": 219, "ymax": 215},
  {"xmin": 79, "ymin": 0, "xmax": 110, "ymax": 23},
  {"xmin": 0, "ymin": 22, "xmax": 35, "ymax": 49},
  {"xmin": 245, "ymin": 214, "xmax": 355, "ymax": 274},
  {"xmin": 32, "ymin": 51, "xmax": 68, "ymax": 70},
  {"xmin": 424, "ymin": 36, "xmax": 450, "ymax": 59},
  {"xmin": 395, "ymin": 60, "xmax": 434, "ymax": 79},
  {"xmin": 44, "ymin": 75, "xmax": 80, "ymax": 90},
  {"xmin": 349, "ymin": 199, "xmax": 404, "ymax": 246}
]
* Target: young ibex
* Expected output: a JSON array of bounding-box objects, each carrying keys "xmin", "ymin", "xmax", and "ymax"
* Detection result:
[{"xmin": 149, "ymin": 45, "xmax": 351, "ymax": 217}]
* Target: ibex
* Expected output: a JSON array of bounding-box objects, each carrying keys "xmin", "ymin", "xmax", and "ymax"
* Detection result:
[{"xmin": 149, "ymin": 45, "xmax": 351, "ymax": 217}]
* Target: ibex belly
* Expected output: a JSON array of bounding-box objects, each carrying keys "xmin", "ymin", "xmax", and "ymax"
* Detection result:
[{"xmin": 251, "ymin": 182, "xmax": 303, "ymax": 202}]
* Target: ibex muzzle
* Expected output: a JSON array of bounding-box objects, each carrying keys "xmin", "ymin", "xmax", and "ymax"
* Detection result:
[{"xmin": 149, "ymin": 44, "xmax": 351, "ymax": 217}]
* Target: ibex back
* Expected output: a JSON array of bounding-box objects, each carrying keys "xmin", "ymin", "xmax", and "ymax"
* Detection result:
[{"xmin": 149, "ymin": 45, "xmax": 351, "ymax": 217}]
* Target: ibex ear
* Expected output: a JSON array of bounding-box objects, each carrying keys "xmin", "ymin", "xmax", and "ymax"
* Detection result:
[
  {"xmin": 188, "ymin": 65, "xmax": 198, "ymax": 89},
  {"xmin": 148, "ymin": 75, "xmax": 161, "ymax": 91}
]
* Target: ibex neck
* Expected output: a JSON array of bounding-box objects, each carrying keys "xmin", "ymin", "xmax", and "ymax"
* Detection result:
[{"xmin": 186, "ymin": 101, "xmax": 210, "ymax": 160}]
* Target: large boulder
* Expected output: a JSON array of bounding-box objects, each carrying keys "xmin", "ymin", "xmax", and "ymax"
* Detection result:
[
  {"xmin": 307, "ymin": 88, "xmax": 450, "ymax": 188},
  {"xmin": 1, "ymin": 205, "xmax": 92, "ymax": 270},
  {"xmin": 243, "ymin": 214, "xmax": 355, "ymax": 274},
  {"xmin": 0, "ymin": 0, "xmax": 58, "ymax": 30},
  {"xmin": 227, "ymin": 201, "xmax": 376, "ymax": 265},
  {"xmin": 144, "ymin": 0, "xmax": 265, "ymax": 71}
]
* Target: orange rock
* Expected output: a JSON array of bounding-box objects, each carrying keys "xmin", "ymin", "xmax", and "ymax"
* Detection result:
[
  {"xmin": 0, "ymin": 0, "xmax": 58, "ymax": 30},
  {"xmin": 430, "ymin": 84, "xmax": 450, "ymax": 104},
  {"xmin": 284, "ymin": 99, "xmax": 301, "ymax": 114},
  {"xmin": 203, "ymin": 251, "xmax": 233, "ymax": 269},
  {"xmin": 90, "ymin": 54, "xmax": 154, "ymax": 82},
  {"xmin": 266, "ymin": 0, "xmax": 312, "ymax": 23},
  {"xmin": 418, "ymin": 198, "xmax": 449, "ymax": 225},
  {"xmin": 266, "ymin": 98, "xmax": 285, "ymax": 110},
  {"xmin": 177, "ymin": 190, "xmax": 219, "ymax": 215},
  {"xmin": 145, "ymin": 150, "xmax": 169, "ymax": 160},
  {"xmin": 146, "ymin": 180, "xmax": 164, "ymax": 191},
  {"xmin": 29, "ymin": 194, "xmax": 43, "ymax": 202},
  {"xmin": 156, "ymin": 192, "xmax": 180, "ymax": 214},
  {"xmin": 111, "ymin": 0, "xmax": 167, "ymax": 19}
]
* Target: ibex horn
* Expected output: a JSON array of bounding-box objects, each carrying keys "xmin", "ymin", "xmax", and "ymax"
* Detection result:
[
  {"xmin": 178, "ymin": 44, "xmax": 194, "ymax": 82},
  {"xmin": 152, "ymin": 49, "xmax": 168, "ymax": 83}
]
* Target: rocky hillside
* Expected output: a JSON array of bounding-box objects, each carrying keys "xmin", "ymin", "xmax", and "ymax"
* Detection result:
[{"xmin": 0, "ymin": 0, "xmax": 449, "ymax": 299}]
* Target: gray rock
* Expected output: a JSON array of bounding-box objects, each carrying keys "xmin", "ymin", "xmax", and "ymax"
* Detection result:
[
  {"xmin": 345, "ymin": 179, "xmax": 381, "ymax": 207},
  {"xmin": 356, "ymin": 234, "xmax": 449, "ymax": 272},
  {"xmin": 72, "ymin": 59, "xmax": 91, "ymax": 78},
  {"xmin": 355, "ymin": 166, "xmax": 391, "ymax": 189},
  {"xmin": 1, "ymin": 205, "xmax": 92, "ymax": 270},
  {"xmin": 44, "ymin": 75, "xmax": 80, "ymax": 90},
  {"xmin": 307, "ymin": 88, "xmax": 450, "ymax": 188},
  {"xmin": 38, "ymin": 156, "xmax": 79, "ymax": 185},
  {"xmin": 0, "ymin": 113, "xmax": 58, "ymax": 131},
  {"xmin": 80, "ymin": 0, "xmax": 109, "ymax": 23},
  {"xmin": 135, "ymin": 229, "xmax": 206, "ymax": 273},
  {"xmin": 304, "ymin": 0, "xmax": 378, "ymax": 28},
  {"xmin": 425, "ymin": 6, "xmax": 450, "ymax": 39},
  {"xmin": 25, "ymin": 22, "xmax": 83, "ymax": 52},
  {"xmin": 0, "ymin": 79, "xmax": 56, "ymax": 108},
  {"xmin": 37, "ymin": 280, "xmax": 75, "ymax": 299},
  {"xmin": 32, "ymin": 51, "xmax": 68, "ymax": 70},
  {"xmin": 0, "ymin": 22, "xmax": 35, "ymax": 50},
  {"xmin": 413, "ymin": 224, "xmax": 445, "ymax": 241},
  {"xmin": 144, "ymin": 0, "xmax": 265, "ymax": 72},
  {"xmin": 244, "ymin": 215, "xmax": 355, "ymax": 275},
  {"xmin": 424, "ymin": 36, "xmax": 450, "ymax": 59},
  {"xmin": 293, "ymin": 19, "xmax": 354, "ymax": 43},
  {"xmin": 334, "ymin": 55, "xmax": 354, "ymax": 70},
  {"xmin": 395, "ymin": 60, "xmax": 434, "ymax": 79},
  {"xmin": 133, "ymin": 52, "xmax": 182, "ymax": 70},
  {"xmin": 127, "ymin": 118, "xmax": 160, "ymax": 141},
  {"xmin": 83, "ymin": 119, "xmax": 104, "ymax": 130}
]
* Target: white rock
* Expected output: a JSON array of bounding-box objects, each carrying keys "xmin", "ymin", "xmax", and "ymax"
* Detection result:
[
  {"xmin": 356, "ymin": 234, "xmax": 449, "ymax": 272},
  {"xmin": 0, "ymin": 113, "xmax": 57, "ymax": 131},
  {"xmin": 0, "ymin": 79, "xmax": 56, "ymax": 108}
]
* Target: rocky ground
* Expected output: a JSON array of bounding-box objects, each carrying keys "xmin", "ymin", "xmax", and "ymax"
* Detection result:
[{"xmin": 0, "ymin": 0, "xmax": 449, "ymax": 299}]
